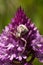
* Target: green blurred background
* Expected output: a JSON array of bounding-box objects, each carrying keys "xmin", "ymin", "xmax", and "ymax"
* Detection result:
[{"xmin": 0, "ymin": 0, "xmax": 43, "ymax": 65}]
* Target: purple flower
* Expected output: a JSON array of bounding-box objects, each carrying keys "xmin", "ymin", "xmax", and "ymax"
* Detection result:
[
  {"xmin": 31, "ymin": 35, "xmax": 43, "ymax": 62},
  {"xmin": 0, "ymin": 7, "xmax": 40, "ymax": 65},
  {"xmin": 24, "ymin": 62, "xmax": 33, "ymax": 65},
  {"xmin": 0, "ymin": 60, "xmax": 13, "ymax": 65}
]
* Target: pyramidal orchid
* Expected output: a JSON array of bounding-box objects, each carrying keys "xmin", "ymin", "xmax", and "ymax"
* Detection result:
[{"xmin": 0, "ymin": 7, "xmax": 43, "ymax": 65}]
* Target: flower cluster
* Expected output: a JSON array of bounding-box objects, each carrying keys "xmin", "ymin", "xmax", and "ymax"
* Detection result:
[
  {"xmin": 31, "ymin": 35, "xmax": 43, "ymax": 63},
  {"xmin": 0, "ymin": 7, "xmax": 43, "ymax": 65}
]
